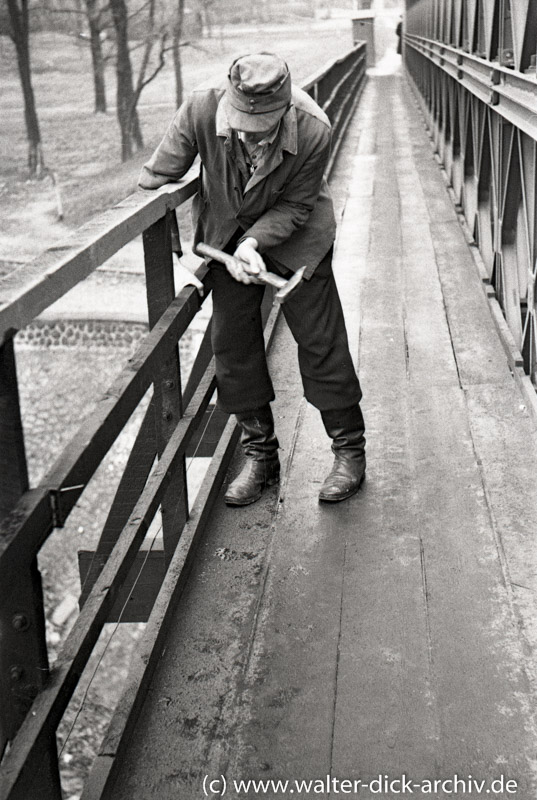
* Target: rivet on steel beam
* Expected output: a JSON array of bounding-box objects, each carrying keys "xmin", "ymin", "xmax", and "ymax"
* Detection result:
[
  {"xmin": 165, "ymin": 380, "xmax": 175, "ymax": 389},
  {"xmin": 163, "ymin": 411, "xmax": 173, "ymax": 421},
  {"xmin": 12, "ymin": 613, "xmax": 30, "ymax": 632},
  {"xmin": 9, "ymin": 665, "xmax": 24, "ymax": 682}
]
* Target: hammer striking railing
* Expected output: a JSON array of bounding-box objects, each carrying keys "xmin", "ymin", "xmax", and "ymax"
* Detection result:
[
  {"xmin": 403, "ymin": 0, "xmax": 537, "ymax": 383},
  {"xmin": 0, "ymin": 41, "xmax": 367, "ymax": 800}
]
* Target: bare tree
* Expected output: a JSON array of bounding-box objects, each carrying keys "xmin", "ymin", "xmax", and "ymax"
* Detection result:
[
  {"xmin": 109, "ymin": 0, "xmax": 169, "ymax": 161},
  {"xmin": 84, "ymin": 0, "xmax": 108, "ymax": 112},
  {"xmin": 171, "ymin": 0, "xmax": 185, "ymax": 108},
  {"xmin": 7, "ymin": 0, "xmax": 45, "ymax": 176},
  {"xmin": 200, "ymin": 0, "xmax": 214, "ymax": 37},
  {"xmin": 110, "ymin": 0, "xmax": 141, "ymax": 159},
  {"xmin": 32, "ymin": 0, "xmax": 109, "ymax": 113}
]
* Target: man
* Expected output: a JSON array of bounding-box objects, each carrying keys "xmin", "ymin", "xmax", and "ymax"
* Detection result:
[
  {"xmin": 139, "ymin": 52, "xmax": 366, "ymax": 505},
  {"xmin": 396, "ymin": 16, "xmax": 403, "ymax": 55}
]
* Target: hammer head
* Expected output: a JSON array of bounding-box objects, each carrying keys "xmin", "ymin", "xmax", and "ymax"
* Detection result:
[{"xmin": 275, "ymin": 266, "xmax": 307, "ymax": 304}]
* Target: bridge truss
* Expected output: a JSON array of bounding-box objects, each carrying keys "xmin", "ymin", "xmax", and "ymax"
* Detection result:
[{"xmin": 404, "ymin": 0, "xmax": 537, "ymax": 383}]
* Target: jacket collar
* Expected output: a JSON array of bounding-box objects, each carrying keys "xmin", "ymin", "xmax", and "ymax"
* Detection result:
[{"xmin": 216, "ymin": 97, "xmax": 298, "ymax": 156}]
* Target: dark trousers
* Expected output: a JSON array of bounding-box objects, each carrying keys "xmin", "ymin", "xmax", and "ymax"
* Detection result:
[{"xmin": 207, "ymin": 246, "xmax": 362, "ymax": 414}]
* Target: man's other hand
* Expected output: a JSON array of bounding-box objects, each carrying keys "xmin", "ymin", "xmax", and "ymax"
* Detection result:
[{"xmin": 231, "ymin": 238, "xmax": 267, "ymax": 284}]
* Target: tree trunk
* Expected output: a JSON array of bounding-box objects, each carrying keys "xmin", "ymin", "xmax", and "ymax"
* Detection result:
[
  {"xmin": 7, "ymin": 0, "xmax": 45, "ymax": 177},
  {"xmin": 85, "ymin": 0, "xmax": 107, "ymax": 113},
  {"xmin": 109, "ymin": 0, "xmax": 143, "ymax": 160},
  {"xmin": 201, "ymin": 3, "xmax": 213, "ymax": 37},
  {"xmin": 172, "ymin": 0, "xmax": 185, "ymax": 108},
  {"xmin": 133, "ymin": 110, "xmax": 144, "ymax": 150}
]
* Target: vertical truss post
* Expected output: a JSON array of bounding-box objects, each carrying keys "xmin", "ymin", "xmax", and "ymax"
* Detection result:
[
  {"xmin": 143, "ymin": 210, "xmax": 188, "ymax": 566},
  {"xmin": 0, "ymin": 338, "xmax": 62, "ymax": 798},
  {"xmin": 0, "ymin": 338, "xmax": 29, "ymax": 520}
]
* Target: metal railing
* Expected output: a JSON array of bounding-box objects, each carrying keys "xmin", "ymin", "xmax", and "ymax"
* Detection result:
[
  {"xmin": 0, "ymin": 42, "xmax": 367, "ymax": 800},
  {"xmin": 403, "ymin": 0, "xmax": 537, "ymax": 382}
]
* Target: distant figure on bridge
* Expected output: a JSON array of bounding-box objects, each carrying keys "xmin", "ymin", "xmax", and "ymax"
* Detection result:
[
  {"xmin": 396, "ymin": 16, "xmax": 403, "ymax": 55},
  {"xmin": 139, "ymin": 53, "xmax": 366, "ymax": 506}
]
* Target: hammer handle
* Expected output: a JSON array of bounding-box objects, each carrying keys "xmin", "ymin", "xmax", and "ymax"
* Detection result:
[{"xmin": 195, "ymin": 242, "xmax": 286, "ymax": 289}]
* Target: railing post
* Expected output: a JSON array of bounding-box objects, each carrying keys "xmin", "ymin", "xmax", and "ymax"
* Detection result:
[
  {"xmin": 142, "ymin": 210, "xmax": 188, "ymax": 566},
  {"xmin": 0, "ymin": 338, "xmax": 62, "ymax": 798},
  {"xmin": 0, "ymin": 338, "xmax": 29, "ymax": 520}
]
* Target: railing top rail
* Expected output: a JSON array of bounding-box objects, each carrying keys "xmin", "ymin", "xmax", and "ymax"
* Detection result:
[
  {"xmin": 405, "ymin": 35, "xmax": 537, "ymax": 142},
  {"xmin": 0, "ymin": 175, "xmax": 198, "ymax": 346},
  {"xmin": 301, "ymin": 42, "xmax": 365, "ymax": 93},
  {"xmin": 405, "ymin": 33, "xmax": 537, "ymax": 86}
]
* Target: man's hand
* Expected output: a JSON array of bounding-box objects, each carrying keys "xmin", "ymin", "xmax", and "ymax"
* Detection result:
[
  {"xmin": 173, "ymin": 253, "xmax": 204, "ymax": 297},
  {"xmin": 230, "ymin": 238, "xmax": 267, "ymax": 284}
]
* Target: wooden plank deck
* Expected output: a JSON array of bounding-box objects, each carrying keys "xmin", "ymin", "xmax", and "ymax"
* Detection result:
[{"xmin": 103, "ymin": 70, "xmax": 537, "ymax": 799}]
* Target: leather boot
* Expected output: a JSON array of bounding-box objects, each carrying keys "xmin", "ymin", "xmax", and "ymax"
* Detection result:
[
  {"xmin": 224, "ymin": 405, "xmax": 280, "ymax": 506},
  {"xmin": 319, "ymin": 405, "xmax": 366, "ymax": 503}
]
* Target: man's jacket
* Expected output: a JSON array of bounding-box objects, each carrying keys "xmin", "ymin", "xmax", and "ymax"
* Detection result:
[{"xmin": 138, "ymin": 80, "xmax": 337, "ymax": 276}]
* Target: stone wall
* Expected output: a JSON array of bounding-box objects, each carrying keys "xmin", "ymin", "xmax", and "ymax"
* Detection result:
[{"xmin": 16, "ymin": 319, "xmax": 149, "ymax": 350}]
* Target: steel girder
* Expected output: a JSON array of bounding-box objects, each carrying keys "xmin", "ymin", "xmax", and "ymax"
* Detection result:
[{"xmin": 404, "ymin": 0, "xmax": 537, "ymax": 382}]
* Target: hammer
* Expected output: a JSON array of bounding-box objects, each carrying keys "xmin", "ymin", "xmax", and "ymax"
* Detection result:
[{"xmin": 196, "ymin": 242, "xmax": 306, "ymax": 304}]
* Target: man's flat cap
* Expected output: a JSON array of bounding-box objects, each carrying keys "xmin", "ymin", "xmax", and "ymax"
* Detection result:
[{"xmin": 223, "ymin": 52, "xmax": 292, "ymax": 133}]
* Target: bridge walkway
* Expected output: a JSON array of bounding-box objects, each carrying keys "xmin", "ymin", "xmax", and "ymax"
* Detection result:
[{"xmin": 103, "ymin": 69, "xmax": 537, "ymax": 798}]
